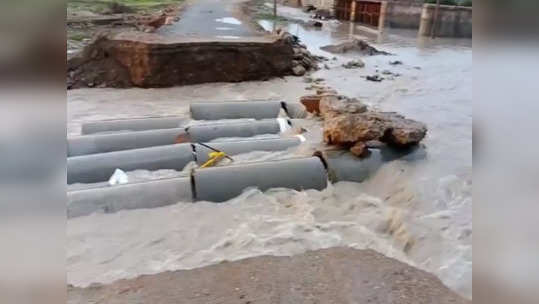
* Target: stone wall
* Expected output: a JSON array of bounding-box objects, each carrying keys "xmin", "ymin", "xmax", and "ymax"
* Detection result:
[
  {"xmin": 67, "ymin": 32, "xmax": 296, "ymax": 88},
  {"xmin": 418, "ymin": 4, "xmax": 472, "ymax": 37},
  {"xmin": 385, "ymin": 0, "xmax": 424, "ymax": 29}
]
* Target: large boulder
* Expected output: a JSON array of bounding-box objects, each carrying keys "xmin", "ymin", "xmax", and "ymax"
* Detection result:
[
  {"xmin": 323, "ymin": 112, "xmax": 386, "ymax": 144},
  {"xmin": 323, "ymin": 111, "xmax": 427, "ymax": 147}
]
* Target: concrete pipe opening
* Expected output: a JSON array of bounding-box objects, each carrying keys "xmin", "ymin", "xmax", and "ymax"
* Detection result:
[
  {"xmin": 81, "ymin": 117, "xmax": 187, "ymax": 135},
  {"xmin": 315, "ymin": 145, "xmax": 426, "ymax": 183},
  {"xmin": 67, "ymin": 128, "xmax": 188, "ymax": 157},
  {"xmin": 192, "ymin": 157, "xmax": 328, "ymax": 202},
  {"xmin": 190, "ymin": 101, "xmax": 283, "ymax": 120},
  {"xmin": 67, "ymin": 143, "xmax": 195, "ymax": 184},
  {"xmin": 67, "ymin": 177, "xmax": 193, "ymax": 218}
]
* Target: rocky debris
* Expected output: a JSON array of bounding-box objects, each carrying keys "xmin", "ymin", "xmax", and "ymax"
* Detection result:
[
  {"xmin": 319, "ymin": 95, "xmax": 368, "ymax": 119},
  {"xmin": 342, "ymin": 59, "xmax": 365, "ymax": 69},
  {"xmin": 320, "ymin": 39, "xmax": 391, "ymax": 55},
  {"xmin": 379, "ymin": 70, "xmax": 401, "ymax": 79},
  {"xmin": 381, "ymin": 70, "xmax": 400, "ymax": 76},
  {"xmin": 312, "ymin": 9, "xmax": 332, "ymax": 20},
  {"xmin": 310, "ymin": 21, "xmax": 323, "ymax": 27},
  {"xmin": 366, "ymin": 74, "xmax": 384, "ymax": 82},
  {"xmin": 298, "ymin": 90, "xmax": 427, "ymax": 157},
  {"xmin": 292, "ymin": 65, "xmax": 306, "ymax": 76},
  {"xmin": 68, "ymin": 247, "xmax": 469, "ymax": 304},
  {"xmin": 389, "ymin": 60, "xmax": 403, "ymax": 65},
  {"xmin": 278, "ymin": 31, "xmax": 320, "ymax": 74},
  {"xmin": 323, "ymin": 111, "xmax": 427, "ymax": 148}
]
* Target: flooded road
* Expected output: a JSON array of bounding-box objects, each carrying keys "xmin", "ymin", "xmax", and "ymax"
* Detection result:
[
  {"xmin": 157, "ymin": 0, "xmax": 260, "ymax": 38},
  {"xmin": 67, "ymin": 6, "xmax": 472, "ymax": 300}
]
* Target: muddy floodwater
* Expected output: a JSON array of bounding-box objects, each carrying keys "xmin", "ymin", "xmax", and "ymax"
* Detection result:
[{"xmin": 67, "ymin": 10, "xmax": 472, "ymax": 300}]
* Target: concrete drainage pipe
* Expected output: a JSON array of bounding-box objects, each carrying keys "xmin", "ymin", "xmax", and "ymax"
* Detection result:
[
  {"xmin": 81, "ymin": 116, "xmax": 187, "ymax": 135},
  {"xmin": 190, "ymin": 101, "xmax": 283, "ymax": 120}
]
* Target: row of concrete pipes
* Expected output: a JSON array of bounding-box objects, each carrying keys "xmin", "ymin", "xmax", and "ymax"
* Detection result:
[{"xmin": 67, "ymin": 101, "xmax": 419, "ymax": 218}]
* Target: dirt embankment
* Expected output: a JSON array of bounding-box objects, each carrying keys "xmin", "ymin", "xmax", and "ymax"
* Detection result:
[
  {"xmin": 68, "ymin": 247, "xmax": 469, "ymax": 304},
  {"xmin": 67, "ymin": 30, "xmax": 321, "ymax": 89}
]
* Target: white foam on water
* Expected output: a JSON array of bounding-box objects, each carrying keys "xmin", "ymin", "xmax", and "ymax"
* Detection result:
[{"xmin": 216, "ymin": 35, "xmax": 241, "ymax": 40}]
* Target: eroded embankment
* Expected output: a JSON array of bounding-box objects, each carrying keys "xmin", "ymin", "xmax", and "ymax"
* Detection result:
[{"xmin": 67, "ymin": 31, "xmax": 319, "ymax": 89}]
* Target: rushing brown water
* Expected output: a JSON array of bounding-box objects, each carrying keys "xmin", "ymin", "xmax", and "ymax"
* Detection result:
[{"xmin": 67, "ymin": 6, "xmax": 472, "ymax": 299}]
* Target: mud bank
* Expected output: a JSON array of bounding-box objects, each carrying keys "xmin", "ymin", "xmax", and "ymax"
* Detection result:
[
  {"xmin": 67, "ymin": 32, "xmax": 293, "ymax": 88},
  {"xmin": 68, "ymin": 247, "xmax": 468, "ymax": 304},
  {"xmin": 67, "ymin": 30, "xmax": 321, "ymax": 89}
]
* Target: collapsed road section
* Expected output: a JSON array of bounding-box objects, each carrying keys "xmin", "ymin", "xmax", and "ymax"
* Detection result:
[{"xmin": 67, "ymin": 30, "xmax": 320, "ymax": 89}]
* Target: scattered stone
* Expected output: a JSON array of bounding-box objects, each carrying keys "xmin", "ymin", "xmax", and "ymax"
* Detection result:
[
  {"xmin": 303, "ymin": 76, "xmax": 313, "ymax": 83},
  {"xmin": 314, "ymin": 9, "xmax": 331, "ymax": 19},
  {"xmin": 366, "ymin": 75, "xmax": 384, "ymax": 82},
  {"xmin": 320, "ymin": 39, "xmax": 391, "ymax": 55},
  {"xmin": 324, "ymin": 64, "xmax": 330, "ymax": 70},
  {"xmin": 279, "ymin": 32, "xmax": 320, "ymax": 74},
  {"xmin": 342, "ymin": 60, "xmax": 365, "ymax": 69},
  {"xmin": 292, "ymin": 65, "xmax": 306, "ymax": 76},
  {"xmin": 314, "ymin": 77, "xmax": 324, "ymax": 83},
  {"xmin": 313, "ymin": 21, "xmax": 323, "ymax": 27},
  {"xmin": 389, "ymin": 60, "xmax": 403, "ymax": 65}
]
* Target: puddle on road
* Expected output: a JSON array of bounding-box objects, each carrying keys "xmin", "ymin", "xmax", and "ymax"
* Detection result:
[{"xmin": 215, "ymin": 17, "xmax": 242, "ymax": 25}]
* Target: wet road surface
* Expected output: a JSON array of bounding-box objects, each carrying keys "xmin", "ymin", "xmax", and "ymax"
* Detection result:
[{"xmin": 158, "ymin": 0, "xmax": 260, "ymax": 38}]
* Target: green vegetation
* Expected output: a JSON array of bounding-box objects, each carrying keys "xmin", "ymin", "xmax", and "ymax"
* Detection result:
[
  {"xmin": 424, "ymin": 0, "xmax": 472, "ymax": 7},
  {"xmin": 69, "ymin": 32, "xmax": 89, "ymax": 41}
]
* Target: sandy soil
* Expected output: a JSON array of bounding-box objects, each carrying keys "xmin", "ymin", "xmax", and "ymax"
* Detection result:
[{"xmin": 68, "ymin": 247, "xmax": 469, "ymax": 304}]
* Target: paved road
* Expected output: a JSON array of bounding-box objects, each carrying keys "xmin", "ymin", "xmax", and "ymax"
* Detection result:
[{"xmin": 158, "ymin": 0, "xmax": 260, "ymax": 38}]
